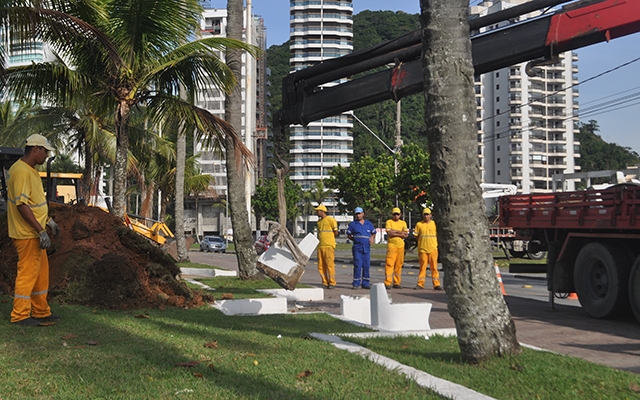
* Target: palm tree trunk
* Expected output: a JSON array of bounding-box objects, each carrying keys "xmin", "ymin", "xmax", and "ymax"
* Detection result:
[
  {"xmin": 112, "ymin": 100, "xmax": 131, "ymax": 218},
  {"xmin": 81, "ymin": 135, "xmax": 93, "ymax": 202},
  {"xmin": 175, "ymin": 124, "xmax": 189, "ymax": 262},
  {"xmin": 419, "ymin": 0, "xmax": 520, "ymax": 363},
  {"xmin": 226, "ymin": 0, "xmax": 258, "ymax": 279}
]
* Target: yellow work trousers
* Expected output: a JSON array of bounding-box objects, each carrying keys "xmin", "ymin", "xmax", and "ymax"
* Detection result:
[
  {"xmin": 11, "ymin": 238, "xmax": 52, "ymax": 322},
  {"xmin": 317, "ymin": 246, "xmax": 336, "ymax": 286},
  {"xmin": 384, "ymin": 246, "xmax": 405, "ymax": 286},
  {"xmin": 417, "ymin": 250, "xmax": 440, "ymax": 289}
]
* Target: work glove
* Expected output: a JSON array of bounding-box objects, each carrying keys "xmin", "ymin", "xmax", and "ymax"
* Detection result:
[
  {"xmin": 38, "ymin": 230, "xmax": 51, "ymax": 249},
  {"xmin": 47, "ymin": 219, "xmax": 60, "ymax": 237}
]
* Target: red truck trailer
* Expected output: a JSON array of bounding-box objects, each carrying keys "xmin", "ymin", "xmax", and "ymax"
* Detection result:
[{"xmin": 499, "ymin": 185, "xmax": 640, "ymax": 322}]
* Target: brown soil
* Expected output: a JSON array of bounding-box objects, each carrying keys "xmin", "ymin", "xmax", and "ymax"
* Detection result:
[{"xmin": 0, "ymin": 204, "xmax": 211, "ymax": 310}]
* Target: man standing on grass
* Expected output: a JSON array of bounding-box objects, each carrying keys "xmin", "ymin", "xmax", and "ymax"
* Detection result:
[
  {"xmin": 7, "ymin": 134, "xmax": 61, "ymax": 326},
  {"xmin": 315, "ymin": 204, "xmax": 338, "ymax": 289},
  {"xmin": 414, "ymin": 208, "xmax": 442, "ymax": 291},
  {"xmin": 384, "ymin": 207, "xmax": 408, "ymax": 289},
  {"xmin": 346, "ymin": 207, "xmax": 376, "ymax": 290}
]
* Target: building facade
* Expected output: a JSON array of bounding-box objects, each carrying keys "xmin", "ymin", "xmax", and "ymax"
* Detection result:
[
  {"xmin": 472, "ymin": 0, "xmax": 580, "ymax": 194},
  {"xmin": 289, "ymin": 0, "xmax": 354, "ymax": 235}
]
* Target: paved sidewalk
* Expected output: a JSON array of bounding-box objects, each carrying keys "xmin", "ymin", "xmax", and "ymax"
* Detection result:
[{"xmin": 187, "ymin": 250, "xmax": 640, "ymax": 374}]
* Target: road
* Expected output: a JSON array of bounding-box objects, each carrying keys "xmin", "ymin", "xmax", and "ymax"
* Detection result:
[{"xmin": 188, "ymin": 248, "xmax": 640, "ymax": 374}]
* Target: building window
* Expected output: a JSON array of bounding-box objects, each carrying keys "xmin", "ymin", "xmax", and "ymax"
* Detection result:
[
  {"xmin": 497, "ymin": 145, "xmax": 500, "ymax": 151},
  {"xmin": 496, "ymin": 72, "xmax": 499, "ymax": 77},
  {"xmin": 496, "ymin": 121, "xmax": 500, "ymax": 127},
  {"xmin": 496, "ymin": 84, "xmax": 500, "ymax": 90},
  {"xmin": 496, "ymin": 96, "xmax": 500, "ymax": 102},
  {"xmin": 496, "ymin": 109, "xmax": 500, "ymax": 114},
  {"xmin": 497, "ymin": 170, "xmax": 501, "ymax": 175},
  {"xmin": 497, "ymin": 158, "xmax": 501, "ymax": 163}
]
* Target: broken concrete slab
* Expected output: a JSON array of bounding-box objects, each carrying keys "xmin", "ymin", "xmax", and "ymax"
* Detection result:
[
  {"xmin": 212, "ymin": 297, "xmax": 288, "ymax": 316},
  {"xmin": 257, "ymin": 287, "xmax": 324, "ymax": 302}
]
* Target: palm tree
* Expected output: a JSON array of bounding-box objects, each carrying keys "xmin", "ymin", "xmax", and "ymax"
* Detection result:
[
  {"xmin": 224, "ymin": 0, "xmax": 258, "ymax": 279},
  {"xmin": 4, "ymin": 0, "xmax": 257, "ymax": 220}
]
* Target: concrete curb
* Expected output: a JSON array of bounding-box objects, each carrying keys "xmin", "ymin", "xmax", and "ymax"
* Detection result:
[
  {"xmin": 310, "ymin": 332, "xmax": 496, "ymax": 400},
  {"xmin": 180, "ymin": 267, "xmax": 237, "ymax": 277}
]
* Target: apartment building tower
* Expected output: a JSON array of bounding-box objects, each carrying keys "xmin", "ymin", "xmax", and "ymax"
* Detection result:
[
  {"xmin": 471, "ymin": 0, "xmax": 580, "ymax": 193},
  {"xmin": 289, "ymin": 0, "xmax": 354, "ymax": 234}
]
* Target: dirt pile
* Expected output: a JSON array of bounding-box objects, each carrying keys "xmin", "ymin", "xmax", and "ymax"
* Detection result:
[{"xmin": 0, "ymin": 204, "xmax": 210, "ymax": 310}]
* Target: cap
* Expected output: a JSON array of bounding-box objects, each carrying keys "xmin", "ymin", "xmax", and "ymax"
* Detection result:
[
  {"xmin": 423, "ymin": 208, "xmax": 432, "ymax": 215},
  {"xmin": 392, "ymin": 207, "xmax": 401, "ymax": 214},
  {"xmin": 354, "ymin": 207, "xmax": 364, "ymax": 214},
  {"xmin": 25, "ymin": 134, "xmax": 54, "ymax": 151},
  {"xmin": 315, "ymin": 204, "xmax": 327, "ymax": 212}
]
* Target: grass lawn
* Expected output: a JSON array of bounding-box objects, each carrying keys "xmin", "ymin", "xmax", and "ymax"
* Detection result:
[
  {"xmin": 0, "ymin": 296, "xmax": 441, "ymax": 399},
  {"xmin": 345, "ymin": 334, "xmax": 640, "ymax": 400},
  {"xmin": 2, "ymin": 279, "xmax": 639, "ymax": 399}
]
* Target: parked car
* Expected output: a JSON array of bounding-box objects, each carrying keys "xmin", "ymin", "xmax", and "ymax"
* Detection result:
[
  {"xmin": 254, "ymin": 235, "xmax": 270, "ymax": 255},
  {"xmin": 200, "ymin": 236, "xmax": 227, "ymax": 253}
]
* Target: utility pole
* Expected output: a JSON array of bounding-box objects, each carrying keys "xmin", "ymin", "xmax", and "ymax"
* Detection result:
[{"xmin": 394, "ymin": 99, "xmax": 402, "ymax": 207}]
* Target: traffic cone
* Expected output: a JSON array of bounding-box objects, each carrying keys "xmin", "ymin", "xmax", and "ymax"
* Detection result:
[
  {"xmin": 495, "ymin": 263, "xmax": 507, "ymax": 296},
  {"xmin": 568, "ymin": 292, "xmax": 578, "ymax": 300}
]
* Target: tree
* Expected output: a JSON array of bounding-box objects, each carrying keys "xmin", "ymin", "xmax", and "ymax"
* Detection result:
[
  {"xmin": 419, "ymin": 0, "xmax": 520, "ymax": 363},
  {"xmin": 394, "ymin": 143, "xmax": 431, "ymax": 210},
  {"xmin": 225, "ymin": 0, "xmax": 259, "ymax": 279},
  {"xmin": 252, "ymin": 177, "xmax": 301, "ymax": 222},
  {"xmin": 325, "ymin": 155, "xmax": 396, "ymax": 218},
  {"xmin": 577, "ymin": 120, "xmax": 640, "ymax": 173},
  {"xmin": 5, "ymin": 0, "xmax": 256, "ymax": 219}
]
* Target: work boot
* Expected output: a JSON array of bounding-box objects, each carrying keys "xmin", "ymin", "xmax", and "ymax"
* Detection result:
[
  {"xmin": 12, "ymin": 318, "xmax": 42, "ymax": 327},
  {"xmin": 434, "ymin": 286, "xmax": 443, "ymax": 291},
  {"xmin": 392, "ymin": 284, "xmax": 402, "ymax": 289},
  {"xmin": 34, "ymin": 314, "xmax": 62, "ymax": 322},
  {"xmin": 414, "ymin": 285, "xmax": 425, "ymax": 290}
]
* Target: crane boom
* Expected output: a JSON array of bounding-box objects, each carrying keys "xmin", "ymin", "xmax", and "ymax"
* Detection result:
[{"xmin": 277, "ymin": 0, "xmax": 640, "ymax": 127}]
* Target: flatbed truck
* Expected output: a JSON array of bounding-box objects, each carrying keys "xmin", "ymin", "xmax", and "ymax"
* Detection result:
[{"xmin": 499, "ymin": 185, "xmax": 640, "ymax": 322}]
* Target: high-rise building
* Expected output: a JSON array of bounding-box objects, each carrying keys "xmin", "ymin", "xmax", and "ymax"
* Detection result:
[
  {"xmin": 471, "ymin": 0, "xmax": 580, "ymax": 193},
  {"xmin": 289, "ymin": 0, "xmax": 354, "ymax": 234}
]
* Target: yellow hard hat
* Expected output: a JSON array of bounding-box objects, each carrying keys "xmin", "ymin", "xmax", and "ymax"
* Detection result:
[
  {"xmin": 392, "ymin": 207, "xmax": 401, "ymax": 214},
  {"xmin": 423, "ymin": 208, "xmax": 432, "ymax": 215},
  {"xmin": 315, "ymin": 204, "xmax": 327, "ymax": 212}
]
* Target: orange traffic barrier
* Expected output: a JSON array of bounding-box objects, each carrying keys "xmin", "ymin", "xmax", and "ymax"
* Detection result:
[
  {"xmin": 495, "ymin": 263, "xmax": 507, "ymax": 296},
  {"xmin": 568, "ymin": 292, "xmax": 578, "ymax": 300}
]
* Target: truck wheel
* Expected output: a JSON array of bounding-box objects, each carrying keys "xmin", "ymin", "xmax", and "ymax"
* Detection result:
[
  {"xmin": 629, "ymin": 257, "xmax": 640, "ymax": 323},
  {"xmin": 527, "ymin": 250, "xmax": 546, "ymax": 260},
  {"xmin": 574, "ymin": 242, "xmax": 631, "ymax": 318}
]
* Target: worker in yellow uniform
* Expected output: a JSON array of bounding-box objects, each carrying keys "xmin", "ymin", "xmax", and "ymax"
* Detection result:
[
  {"xmin": 315, "ymin": 204, "xmax": 338, "ymax": 289},
  {"xmin": 414, "ymin": 207, "xmax": 442, "ymax": 290},
  {"xmin": 384, "ymin": 207, "xmax": 408, "ymax": 289},
  {"xmin": 7, "ymin": 134, "xmax": 61, "ymax": 326}
]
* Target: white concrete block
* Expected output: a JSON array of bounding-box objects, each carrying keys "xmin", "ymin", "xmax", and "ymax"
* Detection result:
[
  {"xmin": 180, "ymin": 267, "xmax": 237, "ymax": 277},
  {"xmin": 258, "ymin": 233, "xmax": 319, "ymax": 275},
  {"xmin": 213, "ymin": 297, "xmax": 288, "ymax": 316},
  {"xmin": 370, "ymin": 283, "xmax": 432, "ymax": 331},
  {"xmin": 340, "ymin": 295, "xmax": 371, "ymax": 325},
  {"xmin": 257, "ymin": 288, "xmax": 324, "ymax": 302}
]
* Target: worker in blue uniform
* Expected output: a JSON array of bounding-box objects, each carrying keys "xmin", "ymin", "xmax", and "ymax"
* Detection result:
[{"xmin": 346, "ymin": 207, "xmax": 376, "ymax": 289}]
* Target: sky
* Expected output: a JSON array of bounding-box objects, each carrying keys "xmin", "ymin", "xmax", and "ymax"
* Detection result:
[{"xmin": 209, "ymin": 1, "xmax": 640, "ymax": 153}]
